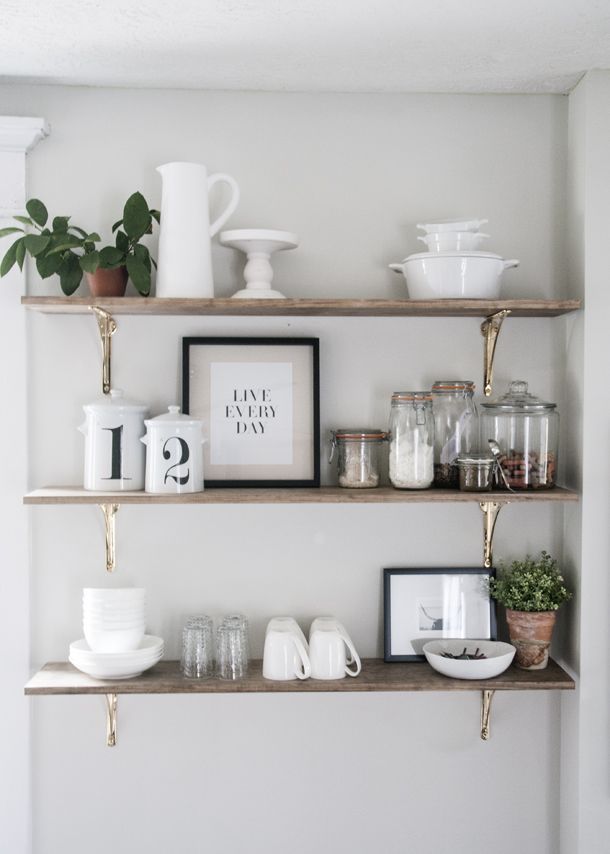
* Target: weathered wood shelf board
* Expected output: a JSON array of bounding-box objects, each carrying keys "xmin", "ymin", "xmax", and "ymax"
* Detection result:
[
  {"xmin": 24, "ymin": 486, "xmax": 579, "ymax": 506},
  {"xmin": 22, "ymin": 296, "xmax": 582, "ymax": 318},
  {"xmin": 25, "ymin": 658, "xmax": 575, "ymax": 696}
]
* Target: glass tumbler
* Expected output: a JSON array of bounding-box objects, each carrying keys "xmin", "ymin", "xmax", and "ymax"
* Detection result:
[
  {"xmin": 181, "ymin": 615, "xmax": 214, "ymax": 679},
  {"xmin": 217, "ymin": 622, "xmax": 249, "ymax": 680}
]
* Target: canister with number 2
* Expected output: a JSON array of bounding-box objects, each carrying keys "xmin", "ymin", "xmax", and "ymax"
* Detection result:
[{"xmin": 141, "ymin": 406, "xmax": 205, "ymax": 494}]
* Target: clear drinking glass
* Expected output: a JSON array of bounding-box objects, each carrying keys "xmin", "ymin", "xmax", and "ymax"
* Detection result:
[
  {"xmin": 216, "ymin": 622, "xmax": 249, "ymax": 680},
  {"xmin": 181, "ymin": 615, "xmax": 214, "ymax": 679}
]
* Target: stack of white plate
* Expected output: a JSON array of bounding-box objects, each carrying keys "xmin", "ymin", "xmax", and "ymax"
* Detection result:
[
  {"xmin": 83, "ymin": 587, "xmax": 146, "ymax": 653},
  {"xmin": 416, "ymin": 217, "xmax": 490, "ymax": 252},
  {"xmin": 69, "ymin": 636, "xmax": 164, "ymax": 680}
]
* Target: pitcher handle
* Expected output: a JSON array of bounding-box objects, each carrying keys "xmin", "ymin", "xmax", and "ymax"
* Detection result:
[
  {"xmin": 292, "ymin": 634, "xmax": 311, "ymax": 680},
  {"xmin": 337, "ymin": 626, "xmax": 361, "ymax": 677},
  {"xmin": 208, "ymin": 173, "xmax": 240, "ymax": 237}
]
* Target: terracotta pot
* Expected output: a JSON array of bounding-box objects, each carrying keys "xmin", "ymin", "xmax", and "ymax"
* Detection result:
[
  {"xmin": 86, "ymin": 266, "xmax": 128, "ymax": 297},
  {"xmin": 505, "ymin": 609, "xmax": 556, "ymax": 670}
]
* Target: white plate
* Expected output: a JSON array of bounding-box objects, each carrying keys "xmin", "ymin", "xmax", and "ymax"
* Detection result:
[
  {"xmin": 423, "ymin": 640, "xmax": 515, "ymax": 680},
  {"xmin": 70, "ymin": 635, "xmax": 163, "ymax": 660},
  {"xmin": 69, "ymin": 653, "xmax": 162, "ymax": 680}
]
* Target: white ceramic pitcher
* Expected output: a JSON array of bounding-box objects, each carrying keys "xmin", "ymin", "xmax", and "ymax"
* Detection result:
[{"xmin": 155, "ymin": 162, "xmax": 240, "ymax": 298}]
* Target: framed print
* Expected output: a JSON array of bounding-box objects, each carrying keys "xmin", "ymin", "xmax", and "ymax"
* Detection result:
[
  {"xmin": 383, "ymin": 567, "xmax": 496, "ymax": 661},
  {"xmin": 182, "ymin": 337, "xmax": 320, "ymax": 487}
]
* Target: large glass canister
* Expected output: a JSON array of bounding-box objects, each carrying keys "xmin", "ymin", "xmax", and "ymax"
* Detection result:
[
  {"xmin": 388, "ymin": 392, "xmax": 434, "ymax": 489},
  {"xmin": 479, "ymin": 380, "xmax": 559, "ymax": 489},
  {"xmin": 329, "ymin": 429, "xmax": 388, "ymax": 488},
  {"xmin": 431, "ymin": 380, "xmax": 478, "ymax": 488}
]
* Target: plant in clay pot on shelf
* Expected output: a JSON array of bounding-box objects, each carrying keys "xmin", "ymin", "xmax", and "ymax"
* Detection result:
[
  {"xmin": 488, "ymin": 550, "xmax": 572, "ymax": 670},
  {"xmin": 0, "ymin": 192, "xmax": 159, "ymax": 296}
]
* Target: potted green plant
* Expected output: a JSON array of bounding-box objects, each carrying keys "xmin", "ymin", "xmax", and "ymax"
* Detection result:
[
  {"xmin": 488, "ymin": 550, "xmax": 572, "ymax": 670},
  {"xmin": 0, "ymin": 192, "xmax": 159, "ymax": 296}
]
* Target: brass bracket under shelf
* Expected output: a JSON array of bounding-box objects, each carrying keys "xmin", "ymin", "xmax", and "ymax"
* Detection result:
[
  {"xmin": 100, "ymin": 503, "xmax": 120, "ymax": 573},
  {"xmin": 105, "ymin": 693, "xmax": 118, "ymax": 747},
  {"xmin": 481, "ymin": 309, "xmax": 511, "ymax": 396},
  {"xmin": 480, "ymin": 689, "xmax": 495, "ymax": 740},
  {"xmin": 90, "ymin": 306, "xmax": 117, "ymax": 395},
  {"xmin": 479, "ymin": 500, "xmax": 506, "ymax": 568}
]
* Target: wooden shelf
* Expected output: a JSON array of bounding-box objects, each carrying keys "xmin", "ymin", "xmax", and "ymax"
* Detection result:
[
  {"xmin": 25, "ymin": 658, "xmax": 575, "ymax": 696},
  {"xmin": 22, "ymin": 296, "xmax": 582, "ymax": 318},
  {"xmin": 24, "ymin": 485, "xmax": 579, "ymax": 506}
]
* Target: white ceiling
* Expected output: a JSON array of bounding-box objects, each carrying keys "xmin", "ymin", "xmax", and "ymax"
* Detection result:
[{"xmin": 1, "ymin": 0, "xmax": 609, "ymax": 94}]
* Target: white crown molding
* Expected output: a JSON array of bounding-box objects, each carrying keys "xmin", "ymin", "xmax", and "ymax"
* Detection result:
[{"xmin": 0, "ymin": 116, "xmax": 50, "ymax": 153}]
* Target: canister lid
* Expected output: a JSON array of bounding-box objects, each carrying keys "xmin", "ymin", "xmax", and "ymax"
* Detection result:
[
  {"xmin": 144, "ymin": 405, "xmax": 203, "ymax": 426},
  {"xmin": 432, "ymin": 380, "xmax": 476, "ymax": 393},
  {"xmin": 456, "ymin": 453, "xmax": 496, "ymax": 467},
  {"xmin": 480, "ymin": 380, "xmax": 557, "ymax": 411},
  {"xmin": 391, "ymin": 391, "xmax": 432, "ymax": 402},
  {"xmin": 83, "ymin": 388, "xmax": 148, "ymax": 413},
  {"xmin": 332, "ymin": 428, "xmax": 388, "ymax": 441}
]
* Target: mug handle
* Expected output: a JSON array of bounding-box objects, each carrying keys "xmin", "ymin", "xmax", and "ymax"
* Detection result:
[
  {"xmin": 337, "ymin": 626, "xmax": 361, "ymax": 677},
  {"xmin": 292, "ymin": 634, "xmax": 311, "ymax": 680},
  {"xmin": 208, "ymin": 173, "xmax": 240, "ymax": 237}
]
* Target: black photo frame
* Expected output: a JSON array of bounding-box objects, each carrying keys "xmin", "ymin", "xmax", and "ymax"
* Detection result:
[
  {"xmin": 383, "ymin": 567, "xmax": 497, "ymax": 661},
  {"xmin": 182, "ymin": 336, "xmax": 320, "ymax": 488}
]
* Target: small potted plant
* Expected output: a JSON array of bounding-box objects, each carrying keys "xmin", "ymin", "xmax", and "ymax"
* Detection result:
[
  {"xmin": 488, "ymin": 550, "xmax": 572, "ymax": 670},
  {"xmin": 0, "ymin": 192, "xmax": 159, "ymax": 296}
]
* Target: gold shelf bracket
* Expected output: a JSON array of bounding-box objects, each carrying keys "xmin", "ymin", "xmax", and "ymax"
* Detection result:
[
  {"xmin": 479, "ymin": 500, "xmax": 505, "ymax": 569},
  {"xmin": 90, "ymin": 306, "xmax": 117, "ymax": 395},
  {"xmin": 481, "ymin": 309, "xmax": 511, "ymax": 397},
  {"xmin": 105, "ymin": 693, "xmax": 118, "ymax": 747},
  {"xmin": 480, "ymin": 689, "xmax": 495, "ymax": 740},
  {"xmin": 99, "ymin": 503, "xmax": 120, "ymax": 573}
]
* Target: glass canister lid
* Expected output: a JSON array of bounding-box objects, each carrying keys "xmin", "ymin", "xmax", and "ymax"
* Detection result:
[
  {"xmin": 455, "ymin": 452, "xmax": 496, "ymax": 467},
  {"xmin": 480, "ymin": 380, "xmax": 557, "ymax": 411},
  {"xmin": 431, "ymin": 380, "xmax": 476, "ymax": 393},
  {"xmin": 332, "ymin": 428, "xmax": 388, "ymax": 441},
  {"xmin": 391, "ymin": 391, "xmax": 432, "ymax": 403}
]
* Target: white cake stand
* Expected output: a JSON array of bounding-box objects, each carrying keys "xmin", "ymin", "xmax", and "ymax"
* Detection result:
[{"xmin": 219, "ymin": 228, "xmax": 299, "ymax": 299}]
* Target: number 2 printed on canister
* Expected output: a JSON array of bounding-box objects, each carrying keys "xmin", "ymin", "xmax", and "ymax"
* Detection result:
[
  {"xmin": 79, "ymin": 389, "xmax": 148, "ymax": 491},
  {"xmin": 141, "ymin": 406, "xmax": 205, "ymax": 494}
]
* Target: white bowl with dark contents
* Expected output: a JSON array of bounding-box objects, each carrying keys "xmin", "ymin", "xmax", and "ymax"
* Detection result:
[{"xmin": 423, "ymin": 639, "xmax": 516, "ymax": 680}]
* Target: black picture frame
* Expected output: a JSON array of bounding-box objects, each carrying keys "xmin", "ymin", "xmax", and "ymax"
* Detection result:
[
  {"xmin": 383, "ymin": 567, "xmax": 497, "ymax": 662},
  {"xmin": 182, "ymin": 336, "xmax": 320, "ymax": 488}
]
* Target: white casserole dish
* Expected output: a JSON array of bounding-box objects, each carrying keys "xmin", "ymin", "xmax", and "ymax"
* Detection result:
[{"xmin": 389, "ymin": 251, "xmax": 519, "ymax": 299}]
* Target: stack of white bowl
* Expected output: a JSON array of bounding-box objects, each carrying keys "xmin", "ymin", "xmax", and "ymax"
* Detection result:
[
  {"xmin": 69, "ymin": 588, "xmax": 164, "ymax": 679},
  {"xmin": 389, "ymin": 218, "xmax": 519, "ymax": 299}
]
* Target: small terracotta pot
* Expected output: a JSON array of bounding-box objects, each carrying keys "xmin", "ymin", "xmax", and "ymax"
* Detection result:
[
  {"xmin": 86, "ymin": 266, "xmax": 128, "ymax": 297},
  {"xmin": 505, "ymin": 609, "xmax": 556, "ymax": 670}
]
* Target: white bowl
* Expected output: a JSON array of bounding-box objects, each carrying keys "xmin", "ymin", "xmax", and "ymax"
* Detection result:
[
  {"xmin": 84, "ymin": 620, "xmax": 146, "ymax": 631},
  {"xmin": 69, "ymin": 648, "xmax": 163, "ymax": 680},
  {"xmin": 417, "ymin": 231, "xmax": 490, "ymax": 252},
  {"xmin": 83, "ymin": 625, "xmax": 145, "ymax": 653},
  {"xmin": 83, "ymin": 605, "xmax": 145, "ymax": 618},
  {"xmin": 423, "ymin": 640, "xmax": 516, "ymax": 680},
  {"xmin": 389, "ymin": 252, "xmax": 519, "ymax": 299},
  {"xmin": 70, "ymin": 635, "xmax": 163, "ymax": 658},
  {"xmin": 83, "ymin": 588, "xmax": 145, "ymax": 601},
  {"xmin": 416, "ymin": 218, "xmax": 488, "ymax": 233}
]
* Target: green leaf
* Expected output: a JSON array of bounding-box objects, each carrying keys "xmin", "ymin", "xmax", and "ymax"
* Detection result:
[
  {"xmin": 52, "ymin": 216, "xmax": 70, "ymax": 233},
  {"xmin": 47, "ymin": 237, "xmax": 84, "ymax": 255},
  {"xmin": 13, "ymin": 216, "xmax": 33, "ymax": 226},
  {"xmin": 79, "ymin": 251, "xmax": 100, "ymax": 274},
  {"xmin": 24, "ymin": 234, "xmax": 51, "ymax": 257},
  {"xmin": 111, "ymin": 218, "xmax": 123, "ymax": 233},
  {"xmin": 26, "ymin": 199, "xmax": 48, "ymax": 227},
  {"xmin": 0, "ymin": 236, "xmax": 24, "ymax": 276},
  {"xmin": 0, "ymin": 226, "xmax": 25, "ymax": 238},
  {"xmin": 16, "ymin": 239, "xmax": 26, "ymax": 270},
  {"xmin": 57, "ymin": 252, "xmax": 82, "ymax": 295},
  {"xmin": 122, "ymin": 191, "xmax": 150, "ymax": 241},
  {"xmin": 134, "ymin": 242, "xmax": 151, "ymax": 271},
  {"xmin": 36, "ymin": 251, "xmax": 63, "ymax": 279},
  {"xmin": 70, "ymin": 226, "xmax": 89, "ymax": 239},
  {"xmin": 115, "ymin": 230, "xmax": 129, "ymax": 252},
  {"xmin": 99, "ymin": 246, "xmax": 125, "ymax": 268},
  {"xmin": 150, "ymin": 209, "xmax": 160, "ymax": 225},
  {"xmin": 86, "ymin": 232, "xmax": 101, "ymax": 243},
  {"xmin": 126, "ymin": 254, "xmax": 150, "ymax": 296}
]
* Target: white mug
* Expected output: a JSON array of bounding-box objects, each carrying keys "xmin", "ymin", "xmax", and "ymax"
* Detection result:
[
  {"xmin": 309, "ymin": 618, "xmax": 361, "ymax": 680},
  {"xmin": 263, "ymin": 625, "xmax": 311, "ymax": 681},
  {"xmin": 265, "ymin": 617, "xmax": 309, "ymax": 650}
]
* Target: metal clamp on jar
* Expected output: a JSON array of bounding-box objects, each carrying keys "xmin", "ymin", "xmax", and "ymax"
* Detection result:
[
  {"xmin": 329, "ymin": 429, "xmax": 387, "ymax": 488},
  {"xmin": 480, "ymin": 380, "xmax": 559, "ymax": 489}
]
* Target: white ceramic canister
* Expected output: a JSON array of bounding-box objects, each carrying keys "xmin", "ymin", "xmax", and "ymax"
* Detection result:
[
  {"xmin": 79, "ymin": 390, "xmax": 148, "ymax": 491},
  {"xmin": 141, "ymin": 406, "xmax": 205, "ymax": 494}
]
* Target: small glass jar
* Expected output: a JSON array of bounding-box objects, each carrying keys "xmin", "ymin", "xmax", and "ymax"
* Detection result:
[
  {"xmin": 431, "ymin": 380, "xmax": 478, "ymax": 488},
  {"xmin": 479, "ymin": 380, "xmax": 559, "ymax": 489},
  {"xmin": 329, "ymin": 428, "xmax": 387, "ymax": 488},
  {"xmin": 388, "ymin": 392, "xmax": 434, "ymax": 489},
  {"xmin": 456, "ymin": 453, "xmax": 496, "ymax": 492}
]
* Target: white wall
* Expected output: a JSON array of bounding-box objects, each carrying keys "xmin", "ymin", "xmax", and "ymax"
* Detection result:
[{"xmin": 0, "ymin": 86, "xmax": 571, "ymax": 854}]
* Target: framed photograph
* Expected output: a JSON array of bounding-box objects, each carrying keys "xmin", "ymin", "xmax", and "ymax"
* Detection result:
[
  {"xmin": 182, "ymin": 337, "xmax": 320, "ymax": 487},
  {"xmin": 383, "ymin": 567, "xmax": 496, "ymax": 661}
]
